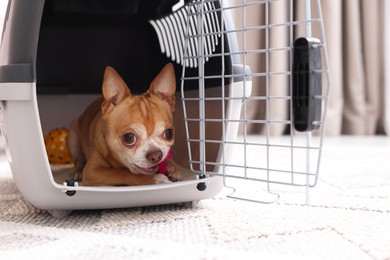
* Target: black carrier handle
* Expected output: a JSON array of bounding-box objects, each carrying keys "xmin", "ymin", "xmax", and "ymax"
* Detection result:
[{"xmin": 292, "ymin": 37, "xmax": 322, "ymax": 132}]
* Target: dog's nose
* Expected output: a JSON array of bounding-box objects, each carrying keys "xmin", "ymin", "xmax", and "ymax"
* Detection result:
[{"xmin": 146, "ymin": 149, "xmax": 163, "ymax": 164}]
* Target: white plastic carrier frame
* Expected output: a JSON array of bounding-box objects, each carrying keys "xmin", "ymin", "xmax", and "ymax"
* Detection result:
[{"xmin": 0, "ymin": 0, "xmax": 329, "ymax": 218}]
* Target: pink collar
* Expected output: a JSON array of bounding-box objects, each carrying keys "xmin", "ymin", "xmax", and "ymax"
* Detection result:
[{"xmin": 157, "ymin": 149, "xmax": 172, "ymax": 175}]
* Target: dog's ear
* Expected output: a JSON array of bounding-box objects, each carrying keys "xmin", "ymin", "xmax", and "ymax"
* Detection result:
[
  {"xmin": 101, "ymin": 66, "xmax": 131, "ymax": 114},
  {"xmin": 149, "ymin": 63, "xmax": 176, "ymax": 111}
]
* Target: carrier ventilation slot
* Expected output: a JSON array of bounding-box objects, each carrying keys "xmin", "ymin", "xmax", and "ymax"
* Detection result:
[{"xmin": 149, "ymin": 2, "xmax": 221, "ymax": 68}]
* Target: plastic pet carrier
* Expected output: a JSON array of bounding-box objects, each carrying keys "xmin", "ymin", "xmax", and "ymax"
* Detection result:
[{"xmin": 0, "ymin": 0, "xmax": 329, "ymax": 218}]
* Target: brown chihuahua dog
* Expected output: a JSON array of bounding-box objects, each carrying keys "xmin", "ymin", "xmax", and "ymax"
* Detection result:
[{"xmin": 67, "ymin": 63, "xmax": 182, "ymax": 186}]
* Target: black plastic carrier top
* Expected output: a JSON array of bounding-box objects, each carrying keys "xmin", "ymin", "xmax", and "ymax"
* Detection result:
[{"xmin": 35, "ymin": 0, "xmax": 235, "ymax": 94}]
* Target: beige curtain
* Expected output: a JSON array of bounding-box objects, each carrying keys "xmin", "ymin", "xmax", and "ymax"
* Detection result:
[
  {"xmin": 339, "ymin": 0, "xmax": 383, "ymax": 134},
  {"xmin": 385, "ymin": 0, "xmax": 390, "ymax": 134},
  {"xmin": 231, "ymin": 0, "xmax": 388, "ymax": 136}
]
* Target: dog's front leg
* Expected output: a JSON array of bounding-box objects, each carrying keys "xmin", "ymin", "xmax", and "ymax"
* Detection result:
[
  {"xmin": 66, "ymin": 119, "xmax": 86, "ymax": 181},
  {"xmin": 82, "ymin": 154, "xmax": 171, "ymax": 186},
  {"xmin": 166, "ymin": 160, "xmax": 183, "ymax": 182},
  {"xmin": 82, "ymin": 167, "xmax": 171, "ymax": 186}
]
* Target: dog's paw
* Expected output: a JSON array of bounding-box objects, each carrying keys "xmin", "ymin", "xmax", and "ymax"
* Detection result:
[
  {"xmin": 167, "ymin": 167, "xmax": 183, "ymax": 182},
  {"xmin": 153, "ymin": 173, "xmax": 172, "ymax": 184}
]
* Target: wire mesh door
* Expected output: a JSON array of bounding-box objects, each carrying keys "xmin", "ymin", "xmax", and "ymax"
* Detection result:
[{"xmin": 180, "ymin": 0, "xmax": 330, "ymax": 203}]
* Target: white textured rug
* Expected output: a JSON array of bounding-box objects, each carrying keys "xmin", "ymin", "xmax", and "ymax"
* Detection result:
[{"xmin": 0, "ymin": 137, "xmax": 389, "ymax": 259}]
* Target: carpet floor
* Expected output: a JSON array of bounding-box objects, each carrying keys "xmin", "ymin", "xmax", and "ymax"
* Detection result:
[{"xmin": 0, "ymin": 136, "xmax": 389, "ymax": 259}]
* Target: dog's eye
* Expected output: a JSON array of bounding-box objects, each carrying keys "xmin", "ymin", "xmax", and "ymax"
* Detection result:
[
  {"xmin": 163, "ymin": 129, "xmax": 174, "ymax": 141},
  {"xmin": 122, "ymin": 133, "xmax": 136, "ymax": 146}
]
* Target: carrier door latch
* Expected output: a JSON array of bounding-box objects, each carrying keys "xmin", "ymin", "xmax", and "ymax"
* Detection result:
[{"xmin": 292, "ymin": 37, "xmax": 322, "ymax": 132}]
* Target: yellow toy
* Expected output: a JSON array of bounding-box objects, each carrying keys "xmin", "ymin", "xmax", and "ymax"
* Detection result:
[{"xmin": 44, "ymin": 128, "xmax": 74, "ymax": 165}]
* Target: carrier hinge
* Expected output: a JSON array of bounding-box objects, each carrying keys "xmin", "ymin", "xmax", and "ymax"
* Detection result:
[{"xmin": 62, "ymin": 179, "xmax": 78, "ymax": 196}]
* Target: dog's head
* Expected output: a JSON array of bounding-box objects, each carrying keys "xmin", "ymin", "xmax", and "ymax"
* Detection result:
[{"xmin": 100, "ymin": 64, "xmax": 176, "ymax": 175}]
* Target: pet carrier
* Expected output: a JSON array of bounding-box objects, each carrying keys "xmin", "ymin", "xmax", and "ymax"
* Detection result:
[{"xmin": 0, "ymin": 0, "xmax": 329, "ymax": 217}]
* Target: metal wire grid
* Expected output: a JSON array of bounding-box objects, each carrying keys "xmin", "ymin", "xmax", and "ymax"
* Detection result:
[{"xmin": 180, "ymin": 0, "xmax": 330, "ymax": 202}]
